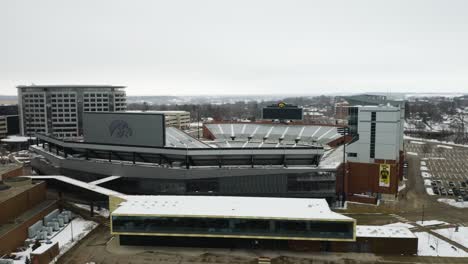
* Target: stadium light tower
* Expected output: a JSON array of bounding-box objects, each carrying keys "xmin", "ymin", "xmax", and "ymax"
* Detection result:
[{"xmin": 337, "ymin": 126, "xmax": 350, "ymax": 207}]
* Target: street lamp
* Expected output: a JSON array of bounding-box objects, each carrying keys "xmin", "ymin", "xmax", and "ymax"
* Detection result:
[{"xmin": 70, "ymin": 218, "xmax": 74, "ymax": 242}]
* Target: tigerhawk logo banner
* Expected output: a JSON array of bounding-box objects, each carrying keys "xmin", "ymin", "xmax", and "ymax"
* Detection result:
[{"xmin": 379, "ymin": 164, "xmax": 391, "ymax": 187}]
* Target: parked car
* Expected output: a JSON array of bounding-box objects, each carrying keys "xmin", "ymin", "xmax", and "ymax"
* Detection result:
[
  {"xmin": 433, "ymin": 187, "xmax": 440, "ymax": 195},
  {"xmin": 453, "ymin": 188, "xmax": 460, "ymax": 196},
  {"xmin": 431, "ymin": 181, "xmax": 437, "ymax": 186},
  {"xmin": 441, "ymin": 189, "xmax": 448, "ymax": 195},
  {"xmin": 461, "ymin": 182, "xmax": 467, "ymax": 188},
  {"xmin": 449, "ymin": 181, "xmax": 455, "ymax": 187},
  {"xmin": 448, "ymin": 189, "xmax": 454, "ymax": 196},
  {"xmin": 460, "ymin": 188, "xmax": 466, "ymax": 195},
  {"xmin": 457, "ymin": 196, "xmax": 464, "ymax": 202}
]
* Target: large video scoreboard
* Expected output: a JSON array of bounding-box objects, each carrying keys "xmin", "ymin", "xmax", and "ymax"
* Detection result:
[{"xmin": 262, "ymin": 102, "xmax": 303, "ymax": 120}]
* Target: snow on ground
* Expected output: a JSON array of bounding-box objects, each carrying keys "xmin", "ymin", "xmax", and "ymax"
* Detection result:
[
  {"xmin": 410, "ymin": 141, "xmax": 426, "ymax": 145},
  {"xmin": 426, "ymin": 188, "xmax": 435, "ymax": 196},
  {"xmin": 384, "ymin": 222, "xmax": 415, "ymax": 228},
  {"xmin": 435, "ymin": 227, "xmax": 468, "ymax": 248},
  {"xmin": 421, "ymin": 172, "xmax": 432, "ymax": 178},
  {"xmin": 73, "ymin": 203, "xmax": 110, "ymax": 218},
  {"xmin": 424, "ymin": 179, "xmax": 432, "ymax": 186},
  {"xmin": 407, "ymin": 152, "xmax": 418, "ymax": 156},
  {"xmin": 398, "ymin": 183, "xmax": 406, "ymax": 192},
  {"xmin": 420, "ymin": 166, "xmax": 429, "ymax": 171},
  {"xmin": 438, "ymin": 198, "xmax": 468, "ymax": 208},
  {"xmin": 437, "ymin": 145, "xmax": 453, "ymax": 149},
  {"xmin": 52, "ymin": 217, "xmax": 98, "ymax": 258},
  {"xmin": 415, "ymin": 232, "xmax": 468, "ymax": 257},
  {"xmin": 405, "ymin": 136, "xmax": 468, "ymax": 149},
  {"xmin": 9, "ymin": 217, "xmax": 97, "ymax": 264},
  {"xmin": 11, "ymin": 247, "xmax": 32, "ymax": 264},
  {"xmin": 421, "ymin": 161, "xmax": 427, "ymax": 166},
  {"xmin": 416, "ymin": 220, "xmax": 449, "ymax": 227}
]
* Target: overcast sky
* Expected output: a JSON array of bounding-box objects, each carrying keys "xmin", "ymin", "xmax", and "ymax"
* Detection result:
[{"xmin": 1, "ymin": 0, "xmax": 468, "ymax": 96}]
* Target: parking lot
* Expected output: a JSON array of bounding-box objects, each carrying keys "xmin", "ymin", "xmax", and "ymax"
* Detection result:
[{"xmin": 406, "ymin": 141, "xmax": 468, "ymax": 200}]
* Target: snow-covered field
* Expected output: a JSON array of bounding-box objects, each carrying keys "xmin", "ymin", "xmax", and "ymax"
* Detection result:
[
  {"xmin": 415, "ymin": 232, "xmax": 468, "ymax": 257},
  {"xmin": 435, "ymin": 227, "xmax": 468, "ymax": 248},
  {"xmin": 416, "ymin": 220, "xmax": 448, "ymax": 227},
  {"xmin": 407, "ymin": 151, "xmax": 418, "ymax": 156},
  {"xmin": 438, "ymin": 198, "xmax": 468, "ymax": 208}
]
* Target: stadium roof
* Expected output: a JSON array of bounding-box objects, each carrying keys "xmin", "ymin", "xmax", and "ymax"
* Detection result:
[{"xmin": 112, "ymin": 195, "xmax": 353, "ymax": 221}]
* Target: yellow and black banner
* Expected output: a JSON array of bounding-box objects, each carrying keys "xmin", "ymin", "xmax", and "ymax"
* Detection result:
[{"xmin": 379, "ymin": 164, "xmax": 391, "ymax": 187}]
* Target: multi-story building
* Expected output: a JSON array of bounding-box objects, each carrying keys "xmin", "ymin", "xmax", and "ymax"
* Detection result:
[
  {"xmin": 17, "ymin": 85, "xmax": 126, "ymax": 138},
  {"xmin": 334, "ymin": 101, "xmax": 350, "ymax": 120},
  {"xmin": 345, "ymin": 105, "xmax": 404, "ymax": 200},
  {"xmin": 0, "ymin": 116, "xmax": 19, "ymax": 139},
  {"xmin": 126, "ymin": 110, "xmax": 191, "ymax": 129}
]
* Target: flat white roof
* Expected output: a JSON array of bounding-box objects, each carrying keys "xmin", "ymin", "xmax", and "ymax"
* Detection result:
[
  {"xmin": 1, "ymin": 135, "xmax": 34, "ymax": 142},
  {"xmin": 356, "ymin": 225, "xmax": 416, "ymax": 238},
  {"xmin": 112, "ymin": 195, "xmax": 353, "ymax": 221}
]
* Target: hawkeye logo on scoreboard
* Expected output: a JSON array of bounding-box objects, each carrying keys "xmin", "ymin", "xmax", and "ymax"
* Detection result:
[
  {"xmin": 278, "ymin": 102, "xmax": 286, "ymax": 108},
  {"xmin": 379, "ymin": 164, "xmax": 391, "ymax": 187}
]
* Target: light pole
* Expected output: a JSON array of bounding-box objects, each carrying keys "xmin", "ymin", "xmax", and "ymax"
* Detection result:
[
  {"xmin": 197, "ymin": 106, "xmax": 201, "ymax": 140},
  {"xmin": 70, "ymin": 218, "xmax": 74, "ymax": 242},
  {"xmin": 337, "ymin": 126, "xmax": 349, "ymax": 207}
]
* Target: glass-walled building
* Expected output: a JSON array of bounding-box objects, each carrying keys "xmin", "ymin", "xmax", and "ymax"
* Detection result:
[{"xmin": 110, "ymin": 195, "xmax": 356, "ymax": 245}]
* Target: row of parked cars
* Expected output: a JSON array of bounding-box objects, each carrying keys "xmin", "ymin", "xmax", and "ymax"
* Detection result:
[{"xmin": 431, "ymin": 180, "xmax": 468, "ymax": 201}]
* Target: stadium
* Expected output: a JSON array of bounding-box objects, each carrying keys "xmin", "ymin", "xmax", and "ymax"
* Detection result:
[{"xmin": 30, "ymin": 102, "xmax": 404, "ymax": 206}]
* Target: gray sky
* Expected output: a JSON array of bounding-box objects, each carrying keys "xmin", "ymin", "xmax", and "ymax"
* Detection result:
[{"xmin": 1, "ymin": 0, "xmax": 468, "ymax": 96}]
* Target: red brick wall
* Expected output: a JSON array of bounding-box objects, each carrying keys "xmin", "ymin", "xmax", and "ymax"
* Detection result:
[
  {"xmin": 0, "ymin": 182, "xmax": 47, "ymax": 225},
  {"xmin": 0, "ymin": 201, "xmax": 58, "ymax": 255},
  {"xmin": 346, "ymin": 161, "xmax": 399, "ymax": 195},
  {"xmin": 1, "ymin": 166, "xmax": 25, "ymax": 180}
]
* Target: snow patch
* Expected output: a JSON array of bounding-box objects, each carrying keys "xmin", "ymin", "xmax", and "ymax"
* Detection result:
[
  {"xmin": 416, "ymin": 220, "xmax": 449, "ymax": 227},
  {"xmin": 72, "ymin": 203, "xmax": 110, "ymax": 218},
  {"xmin": 437, "ymin": 145, "xmax": 453, "ymax": 149},
  {"xmin": 398, "ymin": 183, "xmax": 406, "ymax": 192},
  {"xmin": 410, "ymin": 141, "xmax": 426, "ymax": 145},
  {"xmin": 438, "ymin": 198, "xmax": 468, "ymax": 208},
  {"xmin": 406, "ymin": 152, "xmax": 418, "ymax": 156},
  {"xmin": 426, "ymin": 188, "xmax": 435, "ymax": 196},
  {"xmin": 384, "ymin": 222, "xmax": 415, "ymax": 228},
  {"xmin": 421, "ymin": 172, "xmax": 432, "ymax": 178},
  {"xmin": 415, "ymin": 232, "xmax": 468, "ymax": 257},
  {"xmin": 420, "ymin": 166, "xmax": 429, "ymax": 171},
  {"xmin": 434, "ymin": 227, "xmax": 468, "ymax": 248}
]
